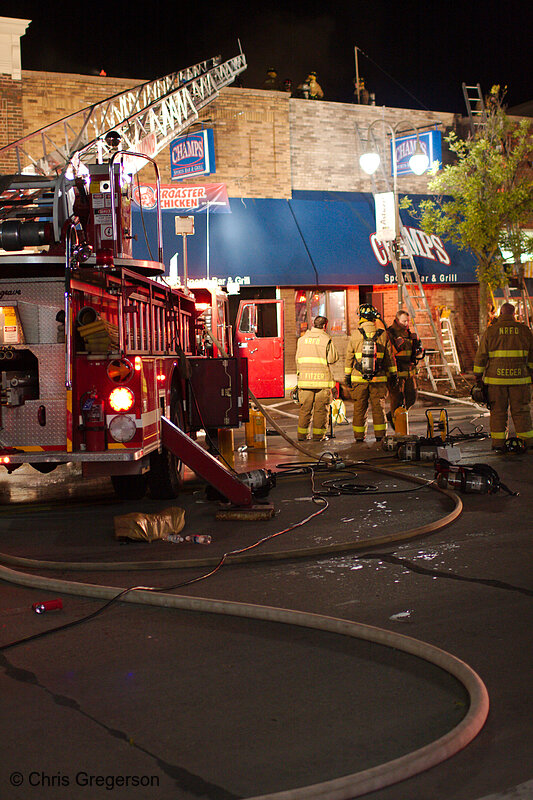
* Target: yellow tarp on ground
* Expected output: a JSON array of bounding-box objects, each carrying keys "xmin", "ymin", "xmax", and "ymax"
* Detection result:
[{"xmin": 114, "ymin": 506, "xmax": 186, "ymax": 542}]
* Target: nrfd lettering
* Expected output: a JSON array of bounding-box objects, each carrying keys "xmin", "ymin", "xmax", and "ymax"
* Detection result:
[{"xmin": 498, "ymin": 327, "xmax": 519, "ymax": 335}]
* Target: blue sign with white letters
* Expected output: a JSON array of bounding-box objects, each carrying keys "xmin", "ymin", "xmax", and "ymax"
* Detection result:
[
  {"xmin": 170, "ymin": 129, "xmax": 215, "ymax": 180},
  {"xmin": 392, "ymin": 130, "xmax": 442, "ymax": 176}
]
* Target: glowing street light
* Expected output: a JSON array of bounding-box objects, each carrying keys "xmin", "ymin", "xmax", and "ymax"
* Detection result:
[{"xmin": 359, "ymin": 121, "xmax": 430, "ymax": 176}]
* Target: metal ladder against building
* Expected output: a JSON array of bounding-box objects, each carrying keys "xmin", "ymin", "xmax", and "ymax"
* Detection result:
[
  {"xmin": 0, "ymin": 49, "xmax": 246, "ymax": 179},
  {"xmin": 439, "ymin": 310, "xmax": 461, "ymax": 373},
  {"xmin": 354, "ymin": 122, "xmax": 457, "ymax": 391},
  {"xmin": 395, "ymin": 256, "xmax": 457, "ymax": 390},
  {"xmin": 462, "ymin": 83, "xmax": 486, "ymax": 136}
]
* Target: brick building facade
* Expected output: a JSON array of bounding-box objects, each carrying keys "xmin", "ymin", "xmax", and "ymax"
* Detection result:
[{"xmin": 1, "ymin": 24, "xmax": 479, "ymax": 380}]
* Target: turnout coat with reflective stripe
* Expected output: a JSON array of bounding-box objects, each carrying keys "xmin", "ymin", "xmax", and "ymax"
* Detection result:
[
  {"xmin": 296, "ymin": 327, "xmax": 339, "ymax": 388},
  {"xmin": 345, "ymin": 319, "xmax": 397, "ymax": 384},
  {"xmin": 473, "ymin": 314, "xmax": 533, "ymax": 385},
  {"xmin": 386, "ymin": 320, "xmax": 419, "ymax": 378}
]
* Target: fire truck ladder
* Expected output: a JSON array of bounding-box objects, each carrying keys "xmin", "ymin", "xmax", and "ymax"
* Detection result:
[
  {"xmin": 0, "ymin": 49, "xmax": 246, "ymax": 238},
  {"xmin": 462, "ymin": 83, "xmax": 486, "ymax": 136},
  {"xmin": 355, "ymin": 123, "xmax": 457, "ymax": 391}
]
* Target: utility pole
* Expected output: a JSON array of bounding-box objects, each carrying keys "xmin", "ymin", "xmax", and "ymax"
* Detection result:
[{"xmin": 354, "ymin": 46, "xmax": 361, "ymax": 103}]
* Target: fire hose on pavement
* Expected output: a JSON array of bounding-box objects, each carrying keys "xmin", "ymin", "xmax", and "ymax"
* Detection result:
[{"xmin": 0, "ymin": 332, "xmax": 489, "ymax": 798}]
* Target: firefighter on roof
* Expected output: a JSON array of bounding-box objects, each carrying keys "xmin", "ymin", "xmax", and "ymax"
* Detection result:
[
  {"xmin": 344, "ymin": 304, "xmax": 397, "ymax": 443},
  {"xmin": 297, "ymin": 71, "xmax": 324, "ymax": 100},
  {"xmin": 386, "ymin": 309, "xmax": 422, "ymax": 428},
  {"xmin": 262, "ymin": 68, "xmax": 281, "ymax": 91},
  {"xmin": 473, "ymin": 301, "xmax": 533, "ymax": 451},
  {"xmin": 296, "ymin": 315, "xmax": 339, "ymax": 441}
]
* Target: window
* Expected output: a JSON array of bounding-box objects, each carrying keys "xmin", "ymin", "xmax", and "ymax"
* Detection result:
[
  {"xmin": 295, "ymin": 290, "xmax": 346, "ymax": 336},
  {"xmin": 239, "ymin": 303, "xmax": 281, "ymax": 338}
]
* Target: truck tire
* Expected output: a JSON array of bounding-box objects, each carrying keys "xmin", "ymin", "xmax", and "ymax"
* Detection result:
[
  {"xmin": 111, "ymin": 472, "xmax": 148, "ymax": 501},
  {"xmin": 148, "ymin": 394, "xmax": 184, "ymax": 499}
]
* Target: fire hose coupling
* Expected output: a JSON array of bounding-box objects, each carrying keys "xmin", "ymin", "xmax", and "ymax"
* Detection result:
[
  {"xmin": 435, "ymin": 458, "xmax": 518, "ymax": 496},
  {"xmin": 0, "ymin": 347, "xmax": 15, "ymax": 360},
  {"xmin": 326, "ymin": 459, "xmax": 346, "ymax": 471}
]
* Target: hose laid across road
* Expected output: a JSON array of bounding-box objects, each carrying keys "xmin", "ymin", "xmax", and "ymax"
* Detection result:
[
  {"xmin": 0, "ymin": 461, "xmax": 461, "ymax": 571},
  {"xmin": 0, "ymin": 371, "xmax": 486, "ymax": 798},
  {"xmin": 0, "ymin": 559, "xmax": 488, "ymax": 799}
]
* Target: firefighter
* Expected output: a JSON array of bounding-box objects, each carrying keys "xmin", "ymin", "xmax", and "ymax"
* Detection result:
[
  {"xmin": 296, "ymin": 315, "xmax": 339, "ymax": 441},
  {"xmin": 262, "ymin": 68, "xmax": 281, "ymax": 91},
  {"xmin": 297, "ymin": 72, "xmax": 324, "ymax": 100},
  {"xmin": 353, "ymin": 77, "xmax": 370, "ymax": 104},
  {"xmin": 473, "ymin": 301, "xmax": 533, "ymax": 451},
  {"xmin": 386, "ymin": 309, "xmax": 423, "ymax": 428},
  {"xmin": 344, "ymin": 304, "xmax": 397, "ymax": 443}
]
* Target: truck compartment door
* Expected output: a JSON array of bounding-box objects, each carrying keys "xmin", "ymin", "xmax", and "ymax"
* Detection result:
[{"xmin": 234, "ymin": 299, "xmax": 284, "ymax": 399}]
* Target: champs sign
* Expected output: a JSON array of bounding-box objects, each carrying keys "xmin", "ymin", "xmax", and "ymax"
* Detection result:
[{"xmin": 170, "ymin": 129, "xmax": 215, "ymax": 180}]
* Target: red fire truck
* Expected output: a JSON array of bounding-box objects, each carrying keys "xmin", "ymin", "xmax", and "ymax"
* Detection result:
[{"xmin": 0, "ymin": 53, "xmax": 262, "ymax": 506}]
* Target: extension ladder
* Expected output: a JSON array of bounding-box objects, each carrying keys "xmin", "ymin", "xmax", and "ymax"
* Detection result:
[
  {"xmin": 462, "ymin": 83, "xmax": 486, "ymax": 136},
  {"xmin": 439, "ymin": 309, "xmax": 461, "ymax": 373}
]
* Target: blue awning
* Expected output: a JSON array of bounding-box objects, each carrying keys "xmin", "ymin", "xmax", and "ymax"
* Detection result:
[{"xmin": 132, "ymin": 191, "xmax": 478, "ymax": 286}]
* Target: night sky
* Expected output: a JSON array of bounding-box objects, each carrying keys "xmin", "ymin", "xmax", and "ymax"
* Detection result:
[{"xmin": 3, "ymin": 0, "xmax": 529, "ymax": 114}]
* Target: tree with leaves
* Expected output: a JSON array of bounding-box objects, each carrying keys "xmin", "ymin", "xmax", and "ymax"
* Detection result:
[{"xmin": 402, "ymin": 87, "xmax": 533, "ymax": 328}]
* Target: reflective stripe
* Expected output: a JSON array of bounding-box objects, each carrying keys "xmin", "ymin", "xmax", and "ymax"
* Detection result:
[
  {"xmin": 517, "ymin": 429, "xmax": 533, "ymax": 438},
  {"xmin": 297, "ymin": 427, "xmax": 308, "ymax": 435},
  {"xmin": 298, "ymin": 356, "xmax": 328, "ymax": 365},
  {"xmin": 352, "ymin": 425, "xmax": 366, "ymax": 433},
  {"xmin": 491, "ymin": 431, "xmax": 506, "ymax": 439},
  {"xmin": 389, "ymin": 366, "xmax": 398, "ymax": 374},
  {"xmin": 473, "ymin": 365, "xmax": 485, "ymax": 374},
  {"xmin": 352, "ymin": 375, "xmax": 387, "ymax": 383},
  {"xmin": 484, "ymin": 376, "xmax": 531, "ymax": 385},
  {"xmin": 354, "ymin": 352, "xmax": 384, "ymax": 359},
  {"xmin": 312, "ymin": 427, "xmax": 325, "ymax": 435},
  {"xmin": 345, "ymin": 368, "xmax": 352, "ymax": 375},
  {"xmin": 374, "ymin": 423, "xmax": 386, "ymax": 431},
  {"xmin": 488, "ymin": 349, "xmax": 528, "ymax": 357},
  {"xmin": 298, "ymin": 380, "xmax": 335, "ymax": 388}
]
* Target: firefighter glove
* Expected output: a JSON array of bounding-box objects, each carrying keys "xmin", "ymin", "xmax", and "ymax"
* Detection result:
[
  {"xmin": 388, "ymin": 373, "xmax": 398, "ymax": 389},
  {"xmin": 345, "ymin": 374, "xmax": 352, "ymax": 388}
]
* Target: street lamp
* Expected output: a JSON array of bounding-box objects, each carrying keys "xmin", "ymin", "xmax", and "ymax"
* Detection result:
[{"xmin": 359, "ymin": 120, "xmax": 430, "ymax": 307}]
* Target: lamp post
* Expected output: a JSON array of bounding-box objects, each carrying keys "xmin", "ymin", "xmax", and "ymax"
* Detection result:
[{"xmin": 359, "ymin": 121, "xmax": 429, "ymax": 308}]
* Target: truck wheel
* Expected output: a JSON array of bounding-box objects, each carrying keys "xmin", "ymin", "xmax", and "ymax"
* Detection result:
[
  {"xmin": 148, "ymin": 396, "xmax": 184, "ymax": 499},
  {"xmin": 111, "ymin": 473, "xmax": 148, "ymax": 501}
]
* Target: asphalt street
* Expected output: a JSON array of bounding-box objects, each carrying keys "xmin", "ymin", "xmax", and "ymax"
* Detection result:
[{"xmin": 0, "ymin": 393, "xmax": 531, "ymax": 800}]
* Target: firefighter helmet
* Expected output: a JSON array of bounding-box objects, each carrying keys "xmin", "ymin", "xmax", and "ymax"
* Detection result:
[
  {"xmin": 358, "ymin": 303, "xmax": 381, "ymax": 321},
  {"xmin": 505, "ymin": 436, "xmax": 527, "ymax": 454}
]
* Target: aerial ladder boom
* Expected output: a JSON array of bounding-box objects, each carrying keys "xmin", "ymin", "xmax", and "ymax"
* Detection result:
[
  {"xmin": 0, "ymin": 49, "xmax": 246, "ymax": 249},
  {"xmin": 0, "ymin": 50, "xmax": 246, "ymax": 176}
]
